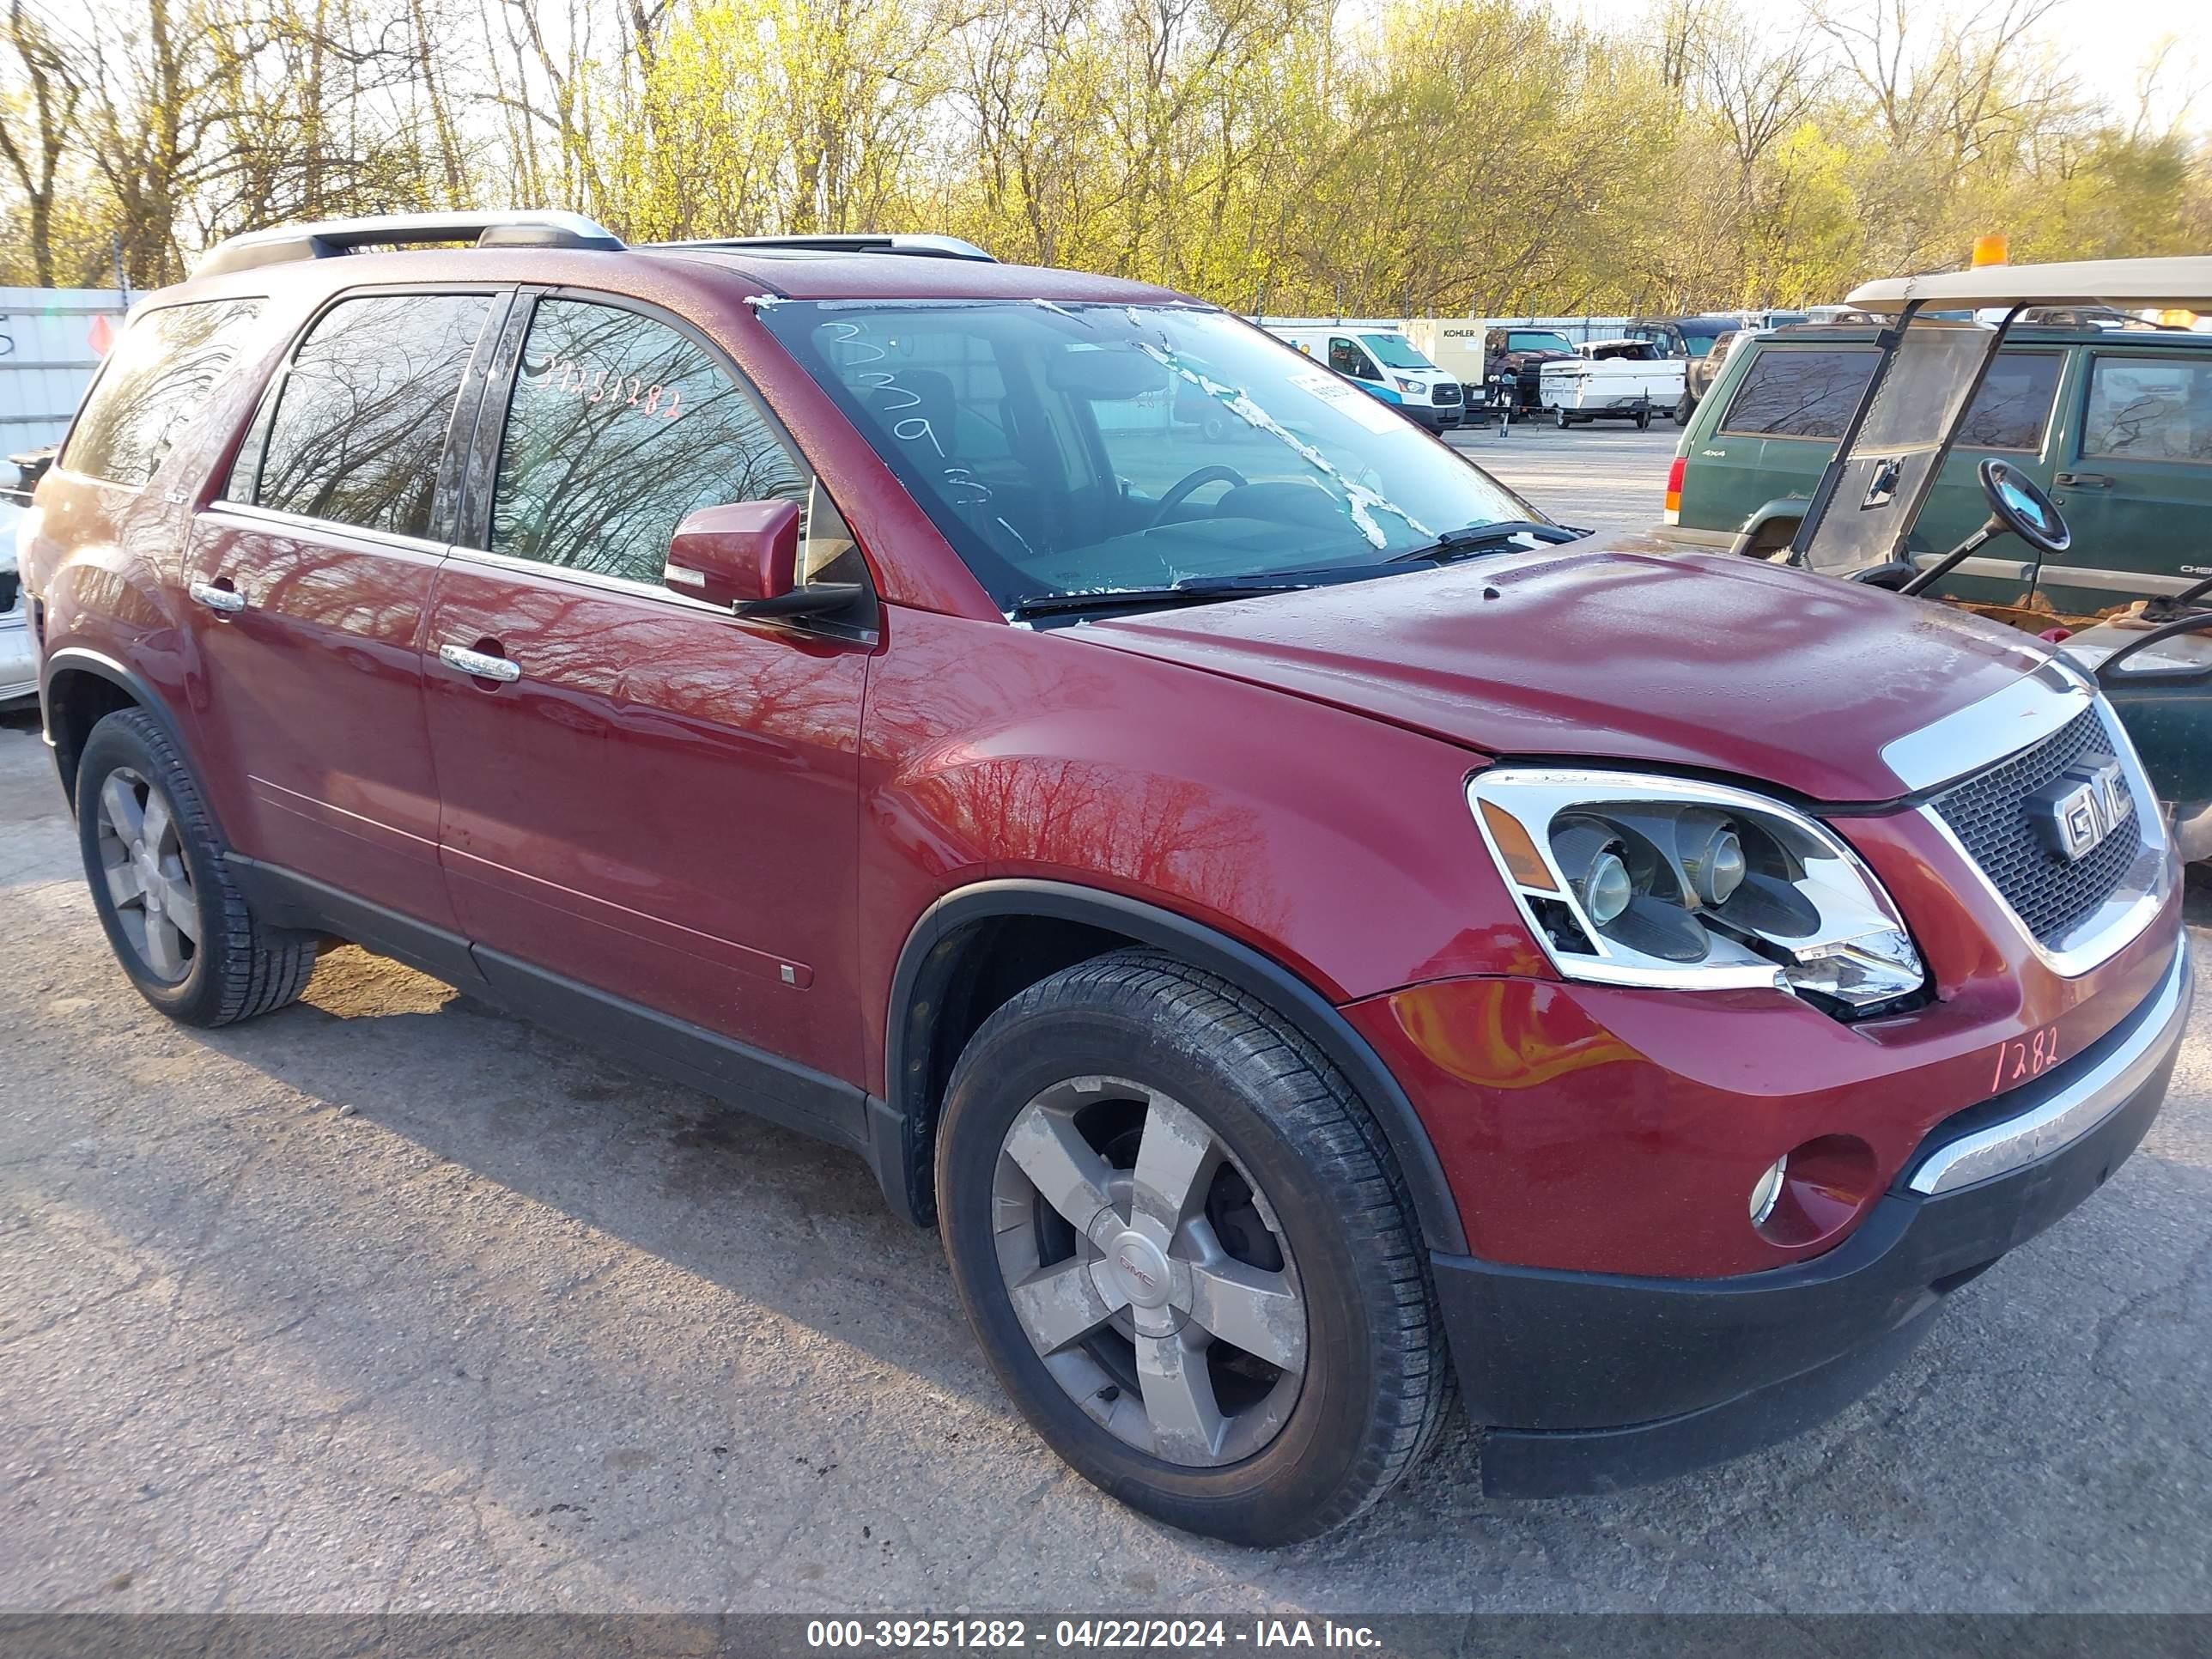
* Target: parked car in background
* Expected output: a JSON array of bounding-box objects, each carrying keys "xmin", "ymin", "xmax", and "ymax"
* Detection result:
[
  {"xmin": 1261, "ymin": 323, "xmax": 1464, "ymax": 431},
  {"xmin": 1537, "ymin": 338, "xmax": 1685, "ymax": 428},
  {"xmin": 0, "ymin": 446, "xmax": 54, "ymax": 705},
  {"xmin": 20, "ymin": 214, "xmax": 2191, "ymax": 1548},
  {"xmin": 1627, "ymin": 313, "xmax": 1807, "ymax": 422},
  {"xmin": 1666, "ymin": 320, "xmax": 2212, "ymax": 616},
  {"xmin": 1668, "ymin": 256, "xmax": 2212, "ymax": 861},
  {"xmin": 1484, "ymin": 325, "xmax": 1580, "ymax": 410}
]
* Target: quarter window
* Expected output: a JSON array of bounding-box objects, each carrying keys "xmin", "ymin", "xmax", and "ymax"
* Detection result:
[
  {"xmin": 2082, "ymin": 356, "xmax": 2212, "ymax": 464},
  {"xmin": 64, "ymin": 299, "xmax": 264, "ymax": 487},
  {"xmin": 252, "ymin": 293, "xmax": 494, "ymax": 538},
  {"xmin": 1719, "ymin": 348, "xmax": 1878, "ymax": 439},
  {"xmin": 489, "ymin": 299, "xmax": 808, "ymax": 586}
]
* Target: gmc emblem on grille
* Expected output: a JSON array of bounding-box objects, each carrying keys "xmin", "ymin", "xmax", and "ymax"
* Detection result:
[{"xmin": 2030, "ymin": 753, "xmax": 2134, "ymax": 862}]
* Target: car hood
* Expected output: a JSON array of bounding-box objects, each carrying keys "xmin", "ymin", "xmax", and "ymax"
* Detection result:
[{"xmin": 1079, "ymin": 532, "xmax": 2057, "ymax": 803}]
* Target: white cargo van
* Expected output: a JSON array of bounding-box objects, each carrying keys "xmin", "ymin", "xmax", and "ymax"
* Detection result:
[{"xmin": 1260, "ymin": 323, "xmax": 1464, "ymax": 431}]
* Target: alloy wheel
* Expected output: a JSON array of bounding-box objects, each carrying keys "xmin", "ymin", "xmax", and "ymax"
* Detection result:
[
  {"xmin": 94, "ymin": 767, "xmax": 200, "ymax": 983},
  {"xmin": 991, "ymin": 1075, "xmax": 1306, "ymax": 1467}
]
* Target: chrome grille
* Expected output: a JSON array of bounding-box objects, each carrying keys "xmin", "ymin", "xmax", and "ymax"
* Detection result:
[{"xmin": 1930, "ymin": 708, "xmax": 2138, "ymax": 945}]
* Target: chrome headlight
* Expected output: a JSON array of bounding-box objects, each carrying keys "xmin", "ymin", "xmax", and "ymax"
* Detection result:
[{"xmin": 1468, "ymin": 769, "xmax": 1926, "ymax": 1012}]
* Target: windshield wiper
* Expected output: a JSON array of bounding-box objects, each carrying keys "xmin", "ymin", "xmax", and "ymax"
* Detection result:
[
  {"xmin": 1006, "ymin": 565, "xmax": 1395, "ymax": 619},
  {"xmin": 1389, "ymin": 520, "xmax": 1586, "ymax": 563},
  {"xmin": 1006, "ymin": 526, "xmax": 1589, "ymax": 619},
  {"xmin": 1007, "ymin": 580, "xmax": 1305, "ymax": 619}
]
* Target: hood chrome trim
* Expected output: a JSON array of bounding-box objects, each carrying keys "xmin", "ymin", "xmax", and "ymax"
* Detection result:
[{"xmin": 1881, "ymin": 659, "xmax": 2090, "ymax": 795}]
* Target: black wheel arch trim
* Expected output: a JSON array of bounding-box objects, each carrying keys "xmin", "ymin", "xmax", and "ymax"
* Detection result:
[
  {"xmin": 882, "ymin": 878, "xmax": 1470, "ymax": 1254},
  {"xmin": 39, "ymin": 647, "xmax": 221, "ymax": 833}
]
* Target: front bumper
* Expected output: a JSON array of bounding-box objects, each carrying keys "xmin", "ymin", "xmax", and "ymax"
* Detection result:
[{"xmin": 1437, "ymin": 940, "xmax": 2191, "ymax": 1497}]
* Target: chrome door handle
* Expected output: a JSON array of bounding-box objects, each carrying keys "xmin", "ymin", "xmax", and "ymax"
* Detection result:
[
  {"xmin": 438, "ymin": 642, "xmax": 522, "ymax": 684},
  {"xmin": 187, "ymin": 579, "xmax": 246, "ymax": 614}
]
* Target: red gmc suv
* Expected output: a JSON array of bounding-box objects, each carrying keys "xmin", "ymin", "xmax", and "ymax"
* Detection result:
[{"xmin": 17, "ymin": 213, "xmax": 2191, "ymax": 1546}]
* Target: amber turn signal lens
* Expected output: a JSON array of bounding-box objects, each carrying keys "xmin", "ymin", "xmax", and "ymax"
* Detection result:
[{"xmin": 1479, "ymin": 799, "xmax": 1558, "ymax": 891}]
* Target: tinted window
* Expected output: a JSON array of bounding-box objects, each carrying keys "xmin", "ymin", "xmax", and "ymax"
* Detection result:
[
  {"xmin": 253, "ymin": 293, "xmax": 492, "ymax": 538},
  {"xmin": 490, "ymin": 299, "xmax": 807, "ymax": 584},
  {"xmin": 2083, "ymin": 356, "xmax": 2212, "ymax": 464},
  {"xmin": 1721, "ymin": 348, "xmax": 1878, "ymax": 438},
  {"xmin": 1725, "ymin": 343, "xmax": 2065, "ymax": 447},
  {"xmin": 1956, "ymin": 352, "xmax": 2061, "ymax": 451},
  {"xmin": 64, "ymin": 299, "xmax": 264, "ymax": 487}
]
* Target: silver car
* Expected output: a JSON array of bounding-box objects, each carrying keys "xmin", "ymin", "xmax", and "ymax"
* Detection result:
[{"xmin": 0, "ymin": 495, "xmax": 35, "ymax": 706}]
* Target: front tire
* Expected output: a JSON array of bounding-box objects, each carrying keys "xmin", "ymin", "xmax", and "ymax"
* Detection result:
[
  {"xmin": 936, "ymin": 951, "xmax": 1447, "ymax": 1545},
  {"xmin": 76, "ymin": 708, "xmax": 317, "ymax": 1027}
]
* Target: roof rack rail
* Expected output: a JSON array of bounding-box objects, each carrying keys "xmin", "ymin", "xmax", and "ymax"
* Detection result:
[
  {"xmin": 197, "ymin": 211, "xmax": 625, "ymax": 278},
  {"xmin": 653, "ymin": 233, "xmax": 996, "ymax": 264}
]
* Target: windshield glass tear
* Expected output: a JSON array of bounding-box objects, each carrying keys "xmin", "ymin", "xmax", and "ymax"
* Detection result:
[{"xmin": 757, "ymin": 299, "xmax": 1530, "ymax": 610}]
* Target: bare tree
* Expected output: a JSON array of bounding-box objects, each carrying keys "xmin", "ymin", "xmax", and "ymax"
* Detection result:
[{"xmin": 0, "ymin": 0, "xmax": 82, "ymax": 284}]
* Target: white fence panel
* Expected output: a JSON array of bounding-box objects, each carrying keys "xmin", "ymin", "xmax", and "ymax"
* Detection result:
[{"xmin": 1, "ymin": 287, "xmax": 131, "ymax": 452}]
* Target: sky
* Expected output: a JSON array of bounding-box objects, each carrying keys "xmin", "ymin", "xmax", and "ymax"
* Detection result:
[{"xmin": 1560, "ymin": 0, "xmax": 2211, "ymax": 131}]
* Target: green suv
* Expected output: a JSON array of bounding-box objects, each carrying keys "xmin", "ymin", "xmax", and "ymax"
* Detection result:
[{"xmin": 1667, "ymin": 324, "xmax": 2212, "ymax": 616}]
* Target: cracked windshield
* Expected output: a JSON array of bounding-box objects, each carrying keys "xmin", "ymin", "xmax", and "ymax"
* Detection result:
[{"xmin": 761, "ymin": 301, "xmax": 1533, "ymax": 610}]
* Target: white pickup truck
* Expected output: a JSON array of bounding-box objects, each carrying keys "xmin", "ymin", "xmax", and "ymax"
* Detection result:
[{"xmin": 1537, "ymin": 339, "xmax": 1687, "ymax": 428}]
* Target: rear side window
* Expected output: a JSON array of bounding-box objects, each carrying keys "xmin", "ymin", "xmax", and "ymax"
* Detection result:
[
  {"xmin": 489, "ymin": 298, "xmax": 807, "ymax": 585},
  {"xmin": 251, "ymin": 293, "xmax": 494, "ymax": 539},
  {"xmin": 1955, "ymin": 352, "xmax": 2062, "ymax": 452},
  {"xmin": 64, "ymin": 299, "xmax": 264, "ymax": 487},
  {"xmin": 1719, "ymin": 348, "xmax": 1877, "ymax": 438},
  {"xmin": 2082, "ymin": 356, "xmax": 2212, "ymax": 464}
]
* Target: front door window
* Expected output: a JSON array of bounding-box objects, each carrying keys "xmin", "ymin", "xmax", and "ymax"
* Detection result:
[{"xmin": 1328, "ymin": 337, "xmax": 1378, "ymax": 380}]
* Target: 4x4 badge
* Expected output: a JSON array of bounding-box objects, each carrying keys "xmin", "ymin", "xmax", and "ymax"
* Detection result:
[{"xmin": 2031, "ymin": 752, "xmax": 2133, "ymax": 862}]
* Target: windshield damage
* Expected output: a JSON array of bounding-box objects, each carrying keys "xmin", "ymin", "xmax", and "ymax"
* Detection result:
[{"xmin": 757, "ymin": 298, "xmax": 1537, "ymax": 617}]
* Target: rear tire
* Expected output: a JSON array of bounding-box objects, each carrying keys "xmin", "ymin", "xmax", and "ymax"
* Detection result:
[
  {"xmin": 1674, "ymin": 391, "xmax": 1695, "ymax": 425},
  {"xmin": 76, "ymin": 708, "xmax": 317, "ymax": 1028},
  {"xmin": 935, "ymin": 950, "xmax": 1447, "ymax": 1546}
]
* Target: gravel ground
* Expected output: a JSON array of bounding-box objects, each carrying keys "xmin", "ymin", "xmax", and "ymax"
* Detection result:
[
  {"xmin": 1444, "ymin": 418, "xmax": 1682, "ymax": 536},
  {"xmin": 3, "ymin": 653, "xmax": 2209, "ymax": 1609}
]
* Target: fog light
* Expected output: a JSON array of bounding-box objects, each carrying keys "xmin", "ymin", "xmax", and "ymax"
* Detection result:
[{"xmin": 1748, "ymin": 1155, "xmax": 1788, "ymax": 1226}]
